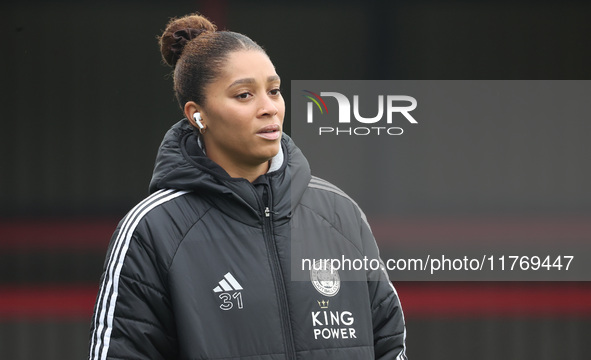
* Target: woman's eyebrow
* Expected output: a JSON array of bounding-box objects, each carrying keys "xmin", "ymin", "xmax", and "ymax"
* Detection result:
[
  {"xmin": 227, "ymin": 78, "xmax": 255, "ymax": 89},
  {"xmin": 227, "ymin": 75, "xmax": 280, "ymax": 89}
]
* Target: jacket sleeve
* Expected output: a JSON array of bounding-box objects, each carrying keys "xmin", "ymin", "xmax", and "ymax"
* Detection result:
[
  {"xmin": 361, "ymin": 215, "xmax": 408, "ymax": 360},
  {"xmin": 88, "ymin": 220, "xmax": 178, "ymax": 360}
]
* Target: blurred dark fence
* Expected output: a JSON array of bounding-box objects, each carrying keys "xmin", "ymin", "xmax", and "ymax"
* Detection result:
[{"xmin": 1, "ymin": 1, "xmax": 591, "ymax": 359}]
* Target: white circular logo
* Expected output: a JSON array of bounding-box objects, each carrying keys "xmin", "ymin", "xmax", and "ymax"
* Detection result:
[{"xmin": 310, "ymin": 260, "xmax": 340, "ymax": 297}]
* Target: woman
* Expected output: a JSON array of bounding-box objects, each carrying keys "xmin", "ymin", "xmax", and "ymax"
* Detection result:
[{"xmin": 89, "ymin": 12, "xmax": 407, "ymax": 360}]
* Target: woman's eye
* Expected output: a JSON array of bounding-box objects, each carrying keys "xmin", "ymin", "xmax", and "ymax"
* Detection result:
[
  {"xmin": 236, "ymin": 92, "xmax": 251, "ymax": 100},
  {"xmin": 269, "ymin": 88, "xmax": 281, "ymax": 96}
]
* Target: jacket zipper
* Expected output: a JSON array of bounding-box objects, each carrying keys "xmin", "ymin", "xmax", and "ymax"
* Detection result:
[{"xmin": 261, "ymin": 187, "xmax": 296, "ymax": 360}]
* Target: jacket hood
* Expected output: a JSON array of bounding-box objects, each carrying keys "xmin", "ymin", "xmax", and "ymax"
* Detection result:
[{"xmin": 149, "ymin": 119, "xmax": 311, "ymax": 222}]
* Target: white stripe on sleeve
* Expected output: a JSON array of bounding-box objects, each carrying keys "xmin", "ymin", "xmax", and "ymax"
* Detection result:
[{"xmin": 89, "ymin": 189, "xmax": 189, "ymax": 360}]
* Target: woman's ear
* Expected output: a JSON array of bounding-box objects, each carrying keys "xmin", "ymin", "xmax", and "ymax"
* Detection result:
[{"xmin": 184, "ymin": 101, "xmax": 202, "ymax": 129}]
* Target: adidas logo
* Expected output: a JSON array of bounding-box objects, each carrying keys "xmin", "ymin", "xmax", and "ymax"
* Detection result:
[{"xmin": 213, "ymin": 272, "xmax": 243, "ymax": 293}]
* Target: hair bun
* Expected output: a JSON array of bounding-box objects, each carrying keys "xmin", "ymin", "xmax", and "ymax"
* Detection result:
[
  {"xmin": 159, "ymin": 13, "xmax": 217, "ymax": 67},
  {"xmin": 170, "ymin": 28, "xmax": 207, "ymax": 65}
]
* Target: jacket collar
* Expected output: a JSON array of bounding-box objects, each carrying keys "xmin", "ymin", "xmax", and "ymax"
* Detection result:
[{"xmin": 149, "ymin": 119, "xmax": 311, "ymax": 224}]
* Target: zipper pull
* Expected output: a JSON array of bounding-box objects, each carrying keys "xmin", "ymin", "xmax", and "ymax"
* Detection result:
[{"xmin": 265, "ymin": 207, "xmax": 270, "ymax": 217}]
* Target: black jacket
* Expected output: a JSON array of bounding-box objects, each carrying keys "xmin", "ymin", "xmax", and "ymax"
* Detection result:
[{"xmin": 89, "ymin": 120, "xmax": 407, "ymax": 359}]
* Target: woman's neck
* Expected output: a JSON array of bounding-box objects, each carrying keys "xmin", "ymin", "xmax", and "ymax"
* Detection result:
[
  {"xmin": 223, "ymin": 160, "xmax": 270, "ymax": 182},
  {"xmin": 199, "ymin": 136, "xmax": 270, "ymax": 182}
]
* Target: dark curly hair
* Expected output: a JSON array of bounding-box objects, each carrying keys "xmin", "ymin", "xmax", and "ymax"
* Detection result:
[{"xmin": 158, "ymin": 13, "xmax": 266, "ymax": 108}]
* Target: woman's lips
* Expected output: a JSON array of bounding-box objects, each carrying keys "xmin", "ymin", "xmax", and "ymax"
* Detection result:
[{"xmin": 256, "ymin": 125, "xmax": 281, "ymax": 140}]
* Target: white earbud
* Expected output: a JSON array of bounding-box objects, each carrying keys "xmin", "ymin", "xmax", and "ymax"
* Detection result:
[{"xmin": 193, "ymin": 112, "xmax": 205, "ymax": 130}]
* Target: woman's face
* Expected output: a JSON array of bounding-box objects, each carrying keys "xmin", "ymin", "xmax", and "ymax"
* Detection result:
[{"xmin": 199, "ymin": 50, "xmax": 285, "ymax": 173}]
